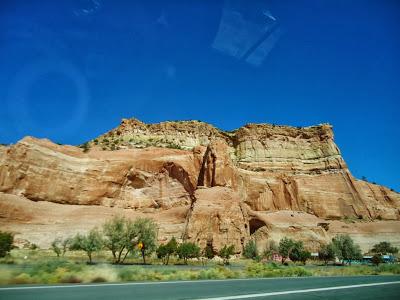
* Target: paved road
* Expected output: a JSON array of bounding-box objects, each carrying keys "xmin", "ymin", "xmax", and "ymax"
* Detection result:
[{"xmin": 0, "ymin": 276, "xmax": 399, "ymax": 300}]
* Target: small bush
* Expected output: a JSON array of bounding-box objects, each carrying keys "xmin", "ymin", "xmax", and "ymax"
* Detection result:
[
  {"xmin": 91, "ymin": 276, "xmax": 107, "ymax": 283},
  {"xmin": 243, "ymin": 240, "xmax": 258, "ymax": 260},
  {"xmin": 376, "ymin": 264, "xmax": 400, "ymax": 274},
  {"xmin": 157, "ymin": 237, "xmax": 177, "ymax": 265},
  {"xmin": 80, "ymin": 142, "xmax": 90, "ymax": 153},
  {"xmin": 219, "ymin": 245, "xmax": 235, "ymax": 265},
  {"xmin": 203, "ymin": 244, "xmax": 215, "ymax": 260},
  {"xmin": 29, "ymin": 243, "xmax": 38, "ymax": 250},
  {"xmin": 60, "ymin": 275, "xmax": 82, "ymax": 283},
  {"xmin": 10, "ymin": 273, "xmax": 35, "ymax": 284},
  {"xmin": 177, "ymin": 242, "xmax": 200, "ymax": 264},
  {"xmin": 0, "ymin": 231, "xmax": 14, "ymax": 257}
]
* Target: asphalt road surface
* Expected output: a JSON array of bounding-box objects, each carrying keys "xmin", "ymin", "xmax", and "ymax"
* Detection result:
[{"xmin": 0, "ymin": 276, "xmax": 399, "ymax": 300}]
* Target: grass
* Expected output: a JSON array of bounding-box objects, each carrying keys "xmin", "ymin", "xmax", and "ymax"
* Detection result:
[
  {"xmin": 246, "ymin": 262, "xmax": 311, "ymax": 278},
  {"xmin": 310, "ymin": 264, "xmax": 400, "ymax": 276},
  {"xmin": 0, "ymin": 250, "xmax": 399, "ymax": 285},
  {"xmin": 0, "ymin": 260, "xmax": 241, "ymax": 284}
]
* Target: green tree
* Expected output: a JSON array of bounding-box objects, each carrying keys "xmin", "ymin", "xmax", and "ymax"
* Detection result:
[
  {"xmin": 243, "ymin": 240, "xmax": 258, "ymax": 260},
  {"xmin": 156, "ymin": 237, "xmax": 177, "ymax": 265},
  {"xmin": 0, "ymin": 231, "xmax": 13, "ymax": 257},
  {"xmin": 298, "ymin": 250, "xmax": 312, "ymax": 265},
  {"xmin": 177, "ymin": 242, "xmax": 200, "ymax": 264},
  {"xmin": 70, "ymin": 229, "xmax": 103, "ymax": 264},
  {"xmin": 371, "ymin": 254, "xmax": 383, "ymax": 266},
  {"xmin": 332, "ymin": 234, "xmax": 362, "ymax": 265},
  {"xmin": 318, "ymin": 243, "xmax": 336, "ymax": 265},
  {"xmin": 286, "ymin": 240, "xmax": 310, "ymax": 264},
  {"xmin": 134, "ymin": 218, "xmax": 158, "ymax": 264},
  {"xmin": 371, "ymin": 242, "xmax": 398, "ymax": 255},
  {"xmin": 219, "ymin": 245, "xmax": 235, "ymax": 265},
  {"xmin": 278, "ymin": 237, "xmax": 296, "ymax": 264},
  {"xmin": 102, "ymin": 216, "xmax": 137, "ymax": 264}
]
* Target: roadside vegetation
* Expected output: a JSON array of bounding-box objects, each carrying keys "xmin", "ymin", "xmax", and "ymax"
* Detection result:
[{"xmin": 0, "ymin": 219, "xmax": 399, "ymax": 285}]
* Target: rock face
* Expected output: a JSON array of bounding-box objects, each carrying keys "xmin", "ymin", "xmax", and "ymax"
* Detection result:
[{"xmin": 0, "ymin": 118, "xmax": 399, "ymax": 252}]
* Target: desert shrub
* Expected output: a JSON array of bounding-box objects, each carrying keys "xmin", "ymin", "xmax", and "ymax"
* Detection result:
[
  {"xmin": 59, "ymin": 275, "xmax": 82, "ymax": 283},
  {"xmin": 0, "ymin": 231, "xmax": 13, "ymax": 257},
  {"xmin": 80, "ymin": 142, "xmax": 90, "ymax": 153},
  {"xmin": 243, "ymin": 240, "xmax": 258, "ymax": 260},
  {"xmin": 203, "ymin": 243, "xmax": 215, "ymax": 260},
  {"xmin": 91, "ymin": 276, "xmax": 107, "ymax": 283},
  {"xmin": 29, "ymin": 243, "xmax": 39, "ymax": 250},
  {"xmin": 165, "ymin": 143, "xmax": 182, "ymax": 150},
  {"xmin": 262, "ymin": 240, "xmax": 278, "ymax": 260},
  {"xmin": 0, "ymin": 256, "xmax": 15, "ymax": 264},
  {"xmin": 219, "ymin": 245, "xmax": 235, "ymax": 265},
  {"xmin": 10, "ymin": 273, "xmax": 36, "ymax": 284}
]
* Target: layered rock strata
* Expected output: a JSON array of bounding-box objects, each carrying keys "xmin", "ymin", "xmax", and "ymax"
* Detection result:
[{"xmin": 0, "ymin": 119, "xmax": 399, "ymax": 252}]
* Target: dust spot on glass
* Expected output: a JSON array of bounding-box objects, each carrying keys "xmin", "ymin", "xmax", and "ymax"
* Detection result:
[
  {"xmin": 73, "ymin": 0, "xmax": 102, "ymax": 17},
  {"xmin": 7, "ymin": 59, "xmax": 90, "ymax": 137},
  {"xmin": 212, "ymin": 0, "xmax": 284, "ymax": 66}
]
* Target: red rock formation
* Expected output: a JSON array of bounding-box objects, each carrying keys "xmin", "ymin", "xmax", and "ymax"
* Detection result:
[{"xmin": 0, "ymin": 119, "xmax": 399, "ymax": 251}]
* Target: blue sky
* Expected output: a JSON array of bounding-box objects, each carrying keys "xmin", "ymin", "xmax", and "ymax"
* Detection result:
[{"xmin": 0, "ymin": 0, "xmax": 399, "ymax": 191}]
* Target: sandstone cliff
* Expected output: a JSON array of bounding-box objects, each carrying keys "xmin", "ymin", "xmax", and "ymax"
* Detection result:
[{"xmin": 0, "ymin": 119, "xmax": 399, "ymax": 252}]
